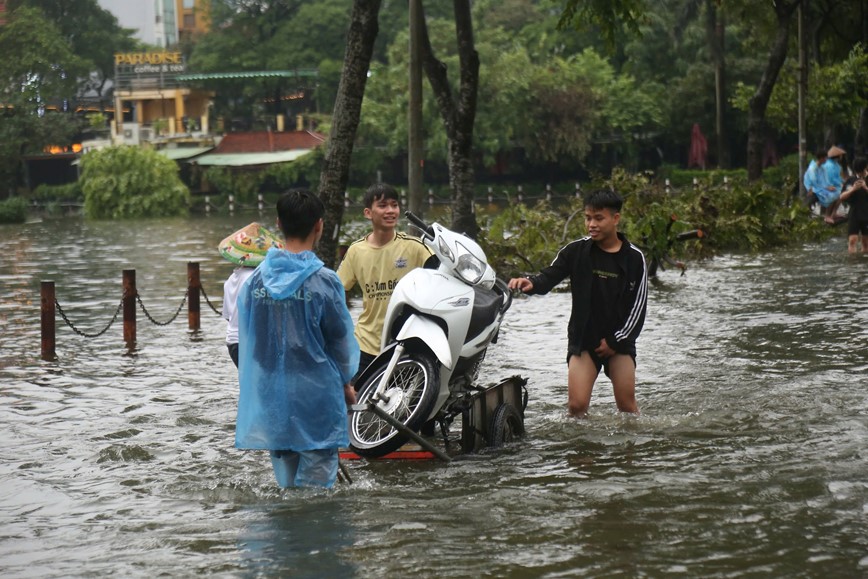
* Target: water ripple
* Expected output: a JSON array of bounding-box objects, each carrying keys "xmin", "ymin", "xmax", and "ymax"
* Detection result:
[{"xmin": 1, "ymin": 219, "xmax": 867, "ymax": 577}]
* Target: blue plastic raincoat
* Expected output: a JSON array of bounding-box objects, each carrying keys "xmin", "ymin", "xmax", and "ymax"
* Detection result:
[
  {"xmin": 823, "ymin": 158, "xmax": 844, "ymax": 192},
  {"xmin": 805, "ymin": 159, "xmax": 837, "ymax": 207},
  {"xmin": 235, "ymin": 247, "xmax": 359, "ymax": 451}
]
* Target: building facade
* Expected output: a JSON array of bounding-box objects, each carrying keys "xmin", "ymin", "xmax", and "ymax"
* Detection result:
[
  {"xmin": 177, "ymin": 0, "xmax": 209, "ymax": 44},
  {"xmin": 96, "ymin": 0, "xmax": 209, "ymax": 47},
  {"xmin": 113, "ymin": 49, "xmax": 213, "ymax": 140}
]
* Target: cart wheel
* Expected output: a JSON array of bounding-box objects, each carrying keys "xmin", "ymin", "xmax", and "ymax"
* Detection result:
[{"xmin": 488, "ymin": 402, "xmax": 524, "ymax": 448}]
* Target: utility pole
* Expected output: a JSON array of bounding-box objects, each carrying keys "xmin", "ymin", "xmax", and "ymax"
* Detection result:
[
  {"xmin": 408, "ymin": 0, "xmax": 424, "ymax": 214},
  {"xmin": 798, "ymin": 2, "xmax": 807, "ymax": 200}
]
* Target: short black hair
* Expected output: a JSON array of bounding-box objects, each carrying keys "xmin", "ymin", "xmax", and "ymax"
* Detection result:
[
  {"xmin": 276, "ymin": 188, "xmax": 324, "ymax": 239},
  {"xmin": 853, "ymin": 156, "xmax": 868, "ymax": 174},
  {"xmin": 815, "ymin": 147, "xmax": 828, "ymax": 159},
  {"xmin": 363, "ymin": 183, "xmax": 400, "ymax": 209},
  {"xmin": 583, "ymin": 189, "xmax": 623, "ymax": 213}
]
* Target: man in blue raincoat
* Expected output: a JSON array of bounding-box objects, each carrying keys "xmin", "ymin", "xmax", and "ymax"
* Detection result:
[{"xmin": 235, "ymin": 189, "xmax": 360, "ymax": 488}]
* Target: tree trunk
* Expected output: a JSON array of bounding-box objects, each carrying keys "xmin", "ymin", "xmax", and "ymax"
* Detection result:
[
  {"xmin": 317, "ymin": 0, "xmax": 381, "ymax": 269},
  {"xmin": 856, "ymin": 106, "xmax": 868, "ymax": 156},
  {"xmin": 747, "ymin": 1, "xmax": 800, "ymax": 181},
  {"xmin": 857, "ymin": 3, "xmax": 868, "ymax": 156},
  {"xmin": 707, "ymin": 0, "xmax": 729, "ymax": 168},
  {"xmin": 419, "ymin": 0, "xmax": 479, "ymax": 238}
]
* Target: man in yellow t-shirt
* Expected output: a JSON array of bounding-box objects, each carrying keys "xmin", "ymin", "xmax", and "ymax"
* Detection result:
[{"xmin": 337, "ymin": 183, "xmax": 432, "ymax": 385}]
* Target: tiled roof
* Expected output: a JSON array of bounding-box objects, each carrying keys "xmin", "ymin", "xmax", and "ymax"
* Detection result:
[{"xmin": 214, "ymin": 130, "xmax": 325, "ymax": 154}]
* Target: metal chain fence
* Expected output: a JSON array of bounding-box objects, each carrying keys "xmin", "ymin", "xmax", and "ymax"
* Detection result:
[
  {"xmin": 53, "ymin": 286, "xmax": 223, "ymax": 337},
  {"xmin": 199, "ymin": 285, "xmax": 223, "ymax": 317},
  {"xmin": 135, "ymin": 290, "xmax": 189, "ymax": 326},
  {"xmin": 55, "ymin": 296, "xmax": 125, "ymax": 338}
]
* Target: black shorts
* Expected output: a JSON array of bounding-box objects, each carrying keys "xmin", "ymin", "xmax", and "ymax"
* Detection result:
[
  {"xmin": 567, "ymin": 346, "xmax": 636, "ymax": 378},
  {"xmin": 227, "ymin": 343, "xmax": 239, "ymax": 368},
  {"xmin": 847, "ymin": 219, "xmax": 868, "ymax": 236}
]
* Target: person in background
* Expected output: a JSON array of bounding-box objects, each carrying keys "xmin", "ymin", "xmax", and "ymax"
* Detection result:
[
  {"xmin": 508, "ymin": 190, "xmax": 648, "ymax": 418},
  {"xmin": 337, "ymin": 183, "xmax": 432, "ymax": 386},
  {"xmin": 218, "ymin": 223, "xmax": 284, "ymax": 367},
  {"xmin": 804, "ymin": 147, "xmax": 840, "ymax": 224},
  {"xmin": 823, "ymin": 145, "xmax": 848, "ymax": 224},
  {"xmin": 839, "ymin": 156, "xmax": 868, "ymax": 254},
  {"xmin": 235, "ymin": 190, "xmax": 359, "ymax": 489},
  {"xmin": 826, "ymin": 145, "xmax": 851, "ymax": 187}
]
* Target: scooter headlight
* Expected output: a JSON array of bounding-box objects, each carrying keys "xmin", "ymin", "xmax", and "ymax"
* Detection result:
[{"xmin": 454, "ymin": 241, "xmax": 486, "ymax": 285}]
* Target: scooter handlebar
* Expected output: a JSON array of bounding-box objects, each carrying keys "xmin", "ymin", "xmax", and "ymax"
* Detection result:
[{"xmin": 405, "ymin": 211, "xmax": 435, "ymax": 239}]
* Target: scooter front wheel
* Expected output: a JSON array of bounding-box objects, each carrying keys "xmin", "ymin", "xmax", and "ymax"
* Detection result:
[{"xmin": 349, "ymin": 352, "xmax": 439, "ymax": 458}]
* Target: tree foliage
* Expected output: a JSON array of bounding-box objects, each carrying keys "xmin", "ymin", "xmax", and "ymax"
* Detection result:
[
  {"xmin": 733, "ymin": 43, "xmax": 868, "ymax": 141},
  {"xmin": 80, "ymin": 147, "xmax": 191, "ymax": 219},
  {"xmin": 558, "ymin": 0, "xmax": 648, "ymax": 48},
  {"xmin": 0, "ymin": 6, "xmax": 87, "ymax": 103},
  {"xmin": 0, "ymin": 5, "xmax": 87, "ymax": 193},
  {"xmin": 8, "ymin": 0, "xmax": 138, "ymax": 100},
  {"xmin": 359, "ymin": 10, "xmax": 664, "ymax": 176},
  {"xmin": 0, "ymin": 196, "xmax": 29, "ymax": 223},
  {"xmin": 0, "ymin": 0, "xmax": 863, "ymax": 200},
  {"xmin": 479, "ymin": 169, "xmax": 828, "ymax": 279},
  {"xmin": 186, "ymin": 0, "xmax": 352, "ymax": 122}
]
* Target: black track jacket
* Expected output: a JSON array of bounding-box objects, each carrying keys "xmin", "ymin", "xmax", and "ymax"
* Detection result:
[{"xmin": 526, "ymin": 233, "xmax": 648, "ymax": 355}]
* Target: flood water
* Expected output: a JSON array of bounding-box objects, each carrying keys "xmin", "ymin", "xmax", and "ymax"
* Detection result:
[{"xmin": 1, "ymin": 214, "xmax": 867, "ymax": 578}]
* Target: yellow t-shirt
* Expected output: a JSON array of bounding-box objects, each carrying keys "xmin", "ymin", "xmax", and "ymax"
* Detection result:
[{"xmin": 337, "ymin": 232, "xmax": 432, "ymax": 355}]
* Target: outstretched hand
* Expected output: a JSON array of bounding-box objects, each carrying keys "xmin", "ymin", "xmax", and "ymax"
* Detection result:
[{"xmin": 508, "ymin": 277, "xmax": 534, "ymax": 293}]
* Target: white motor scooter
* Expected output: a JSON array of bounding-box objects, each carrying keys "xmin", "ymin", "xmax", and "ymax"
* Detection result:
[{"xmin": 348, "ymin": 212, "xmax": 513, "ymax": 458}]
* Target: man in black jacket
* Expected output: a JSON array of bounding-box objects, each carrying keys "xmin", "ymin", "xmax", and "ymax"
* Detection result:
[{"xmin": 508, "ymin": 190, "xmax": 648, "ymax": 417}]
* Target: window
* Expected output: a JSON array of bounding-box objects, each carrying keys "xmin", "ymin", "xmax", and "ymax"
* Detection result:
[{"xmin": 183, "ymin": 0, "xmax": 195, "ymax": 7}]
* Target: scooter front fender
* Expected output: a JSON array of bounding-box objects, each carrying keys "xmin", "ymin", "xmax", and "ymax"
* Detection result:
[{"xmin": 396, "ymin": 314, "xmax": 453, "ymax": 370}]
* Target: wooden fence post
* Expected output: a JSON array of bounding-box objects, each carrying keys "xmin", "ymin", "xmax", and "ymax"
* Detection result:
[
  {"xmin": 123, "ymin": 269, "xmax": 136, "ymax": 348},
  {"xmin": 41, "ymin": 281, "xmax": 56, "ymax": 361},
  {"xmin": 187, "ymin": 262, "xmax": 201, "ymax": 331}
]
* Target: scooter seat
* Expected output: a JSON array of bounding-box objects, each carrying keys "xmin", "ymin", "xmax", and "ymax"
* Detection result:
[{"xmin": 466, "ymin": 286, "xmax": 503, "ymax": 340}]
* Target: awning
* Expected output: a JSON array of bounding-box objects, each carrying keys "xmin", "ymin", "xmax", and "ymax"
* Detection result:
[
  {"xmin": 159, "ymin": 147, "xmax": 213, "ymax": 160},
  {"xmin": 176, "ymin": 70, "xmax": 318, "ymax": 81},
  {"xmin": 190, "ymin": 149, "xmax": 313, "ymax": 167},
  {"xmin": 72, "ymin": 147, "xmax": 214, "ymax": 165}
]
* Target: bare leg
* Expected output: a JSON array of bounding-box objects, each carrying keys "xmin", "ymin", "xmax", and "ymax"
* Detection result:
[
  {"xmin": 567, "ymin": 352, "xmax": 598, "ymax": 418},
  {"xmin": 607, "ymin": 354, "xmax": 639, "ymax": 414},
  {"xmin": 848, "ymin": 234, "xmax": 859, "ymax": 254},
  {"xmin": 862, "ymin": 234, "xmax": 868, "ymax": 253}
]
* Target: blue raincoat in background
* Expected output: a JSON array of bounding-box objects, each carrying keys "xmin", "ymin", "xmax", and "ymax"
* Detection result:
[
  {"xmin": 823, "ymin": 158, "xmax": 844, "ymax": 193},
  {"xmin": 235, "ymin": 247, "xmax": 359, "ymax": 452}
]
